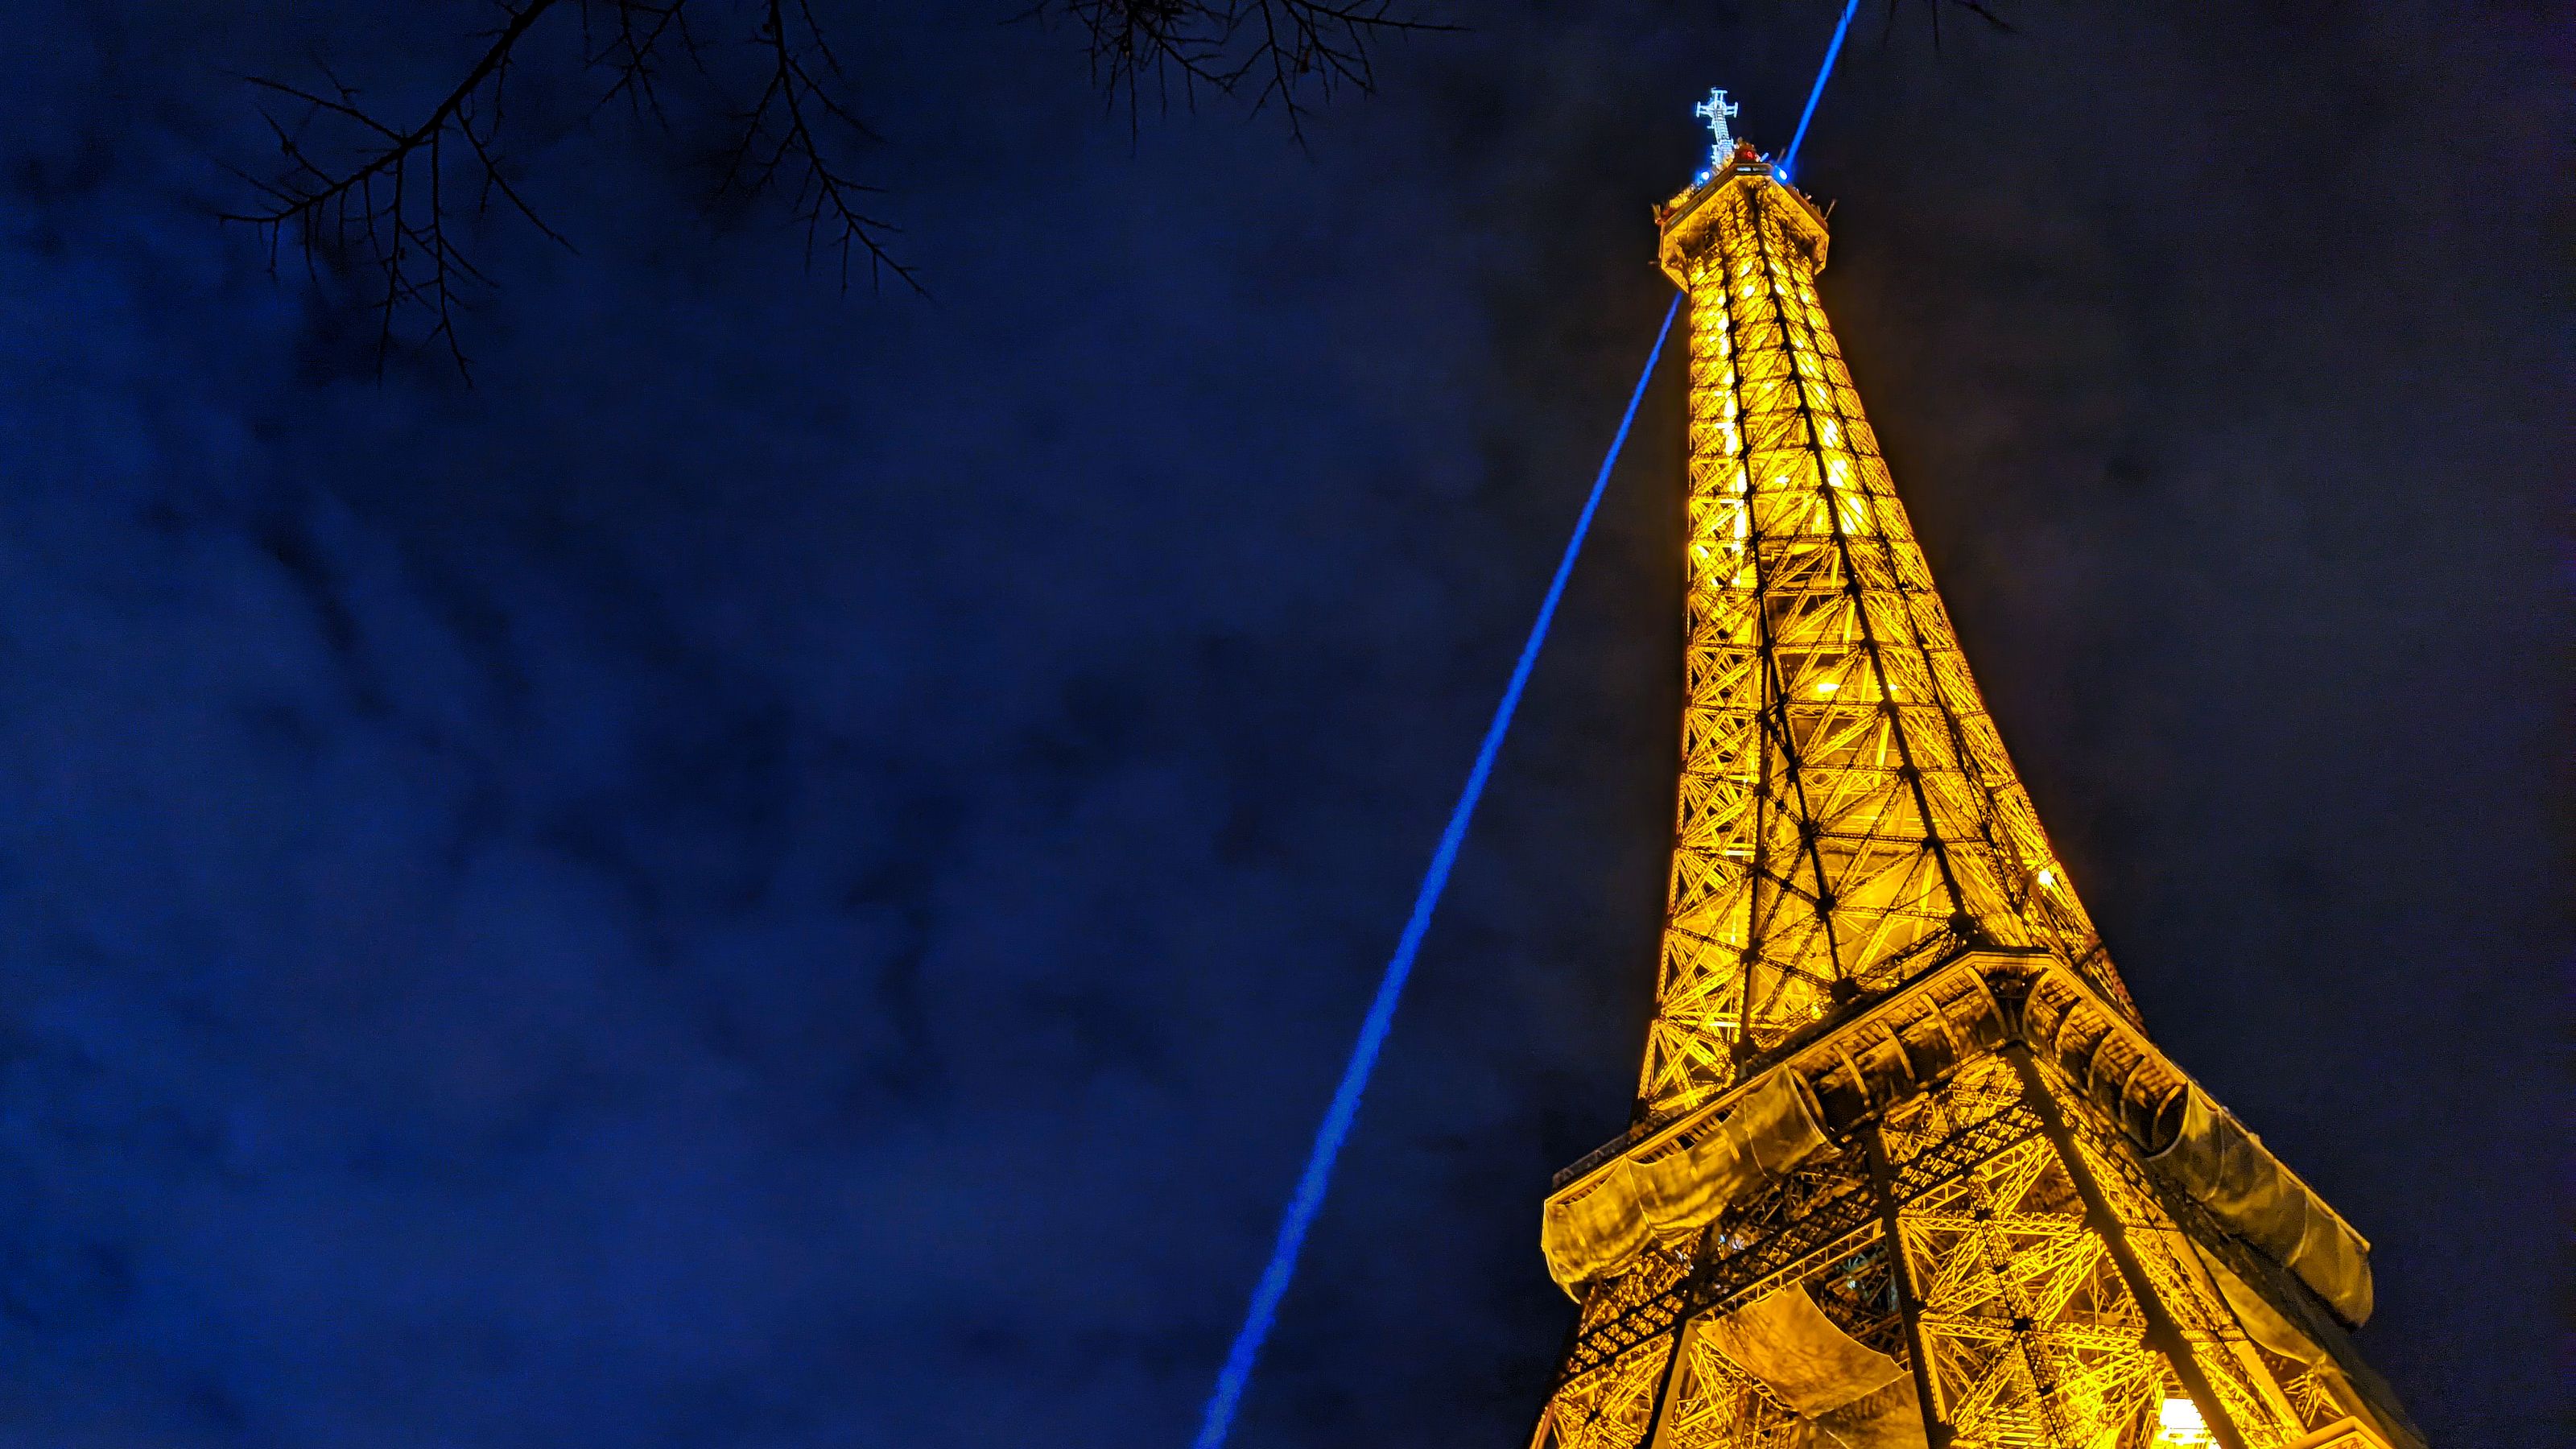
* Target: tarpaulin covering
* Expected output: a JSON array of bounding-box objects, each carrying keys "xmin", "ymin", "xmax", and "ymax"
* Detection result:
[
  {"xmin": 1802, "ymin": 1377, "xmax": 1930, "ymax": 1449},
  {"xmin": 2149, "ymin": 1088, "xmax": 2374, "ymax": 1324},
  {"xmin": 2188, "ymin": 1243, "xmax": 2425, "ymax": 1449},
  {"xmin": 1695, "ymin": 1286, "xmax": 1927, "ymax": 1449},
  {"xmin": 1541, "ymin": 1067, "xmax": 1831, "ymax": 1294},
  {"xmin": 2194, "ymin": 1244, "xmax": 2325, "ymax": 1367}
]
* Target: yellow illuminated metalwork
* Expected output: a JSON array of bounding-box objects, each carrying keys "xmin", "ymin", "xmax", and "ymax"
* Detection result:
[
  {"xmin": 1642, "ymin": 163, "xmax": 2126, "ymax": 1118},
  {"xmin": 1526, "ymin": 156, "xmax": 2418, "ymax": 1449}
]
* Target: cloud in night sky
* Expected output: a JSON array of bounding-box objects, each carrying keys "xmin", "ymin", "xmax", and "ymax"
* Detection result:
[{"xmin": 0, "ymin": 3, "xmax": 2558, "ymax": 1446}]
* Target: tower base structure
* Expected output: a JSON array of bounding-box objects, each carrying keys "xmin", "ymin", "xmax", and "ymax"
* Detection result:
[{"xmin": 1531, "ymin": 952, "xmax": 2421, "ymax": 1449}]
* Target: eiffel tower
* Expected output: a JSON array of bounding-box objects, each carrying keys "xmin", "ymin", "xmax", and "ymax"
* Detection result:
[{"xmin": 1525, "ymin": 137, "xmax": 2423, "ymax": 1449}]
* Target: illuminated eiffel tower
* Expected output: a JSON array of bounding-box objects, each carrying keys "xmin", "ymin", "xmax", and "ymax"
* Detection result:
[{"xmin": 1525, "ymin": 136, "xmax": 2422, "ymax": 1449}]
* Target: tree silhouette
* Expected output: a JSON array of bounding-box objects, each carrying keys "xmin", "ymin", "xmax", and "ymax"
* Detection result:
[{"xmin": 225, "ymin": 1, "xmax": 1444, "ymax": 376}]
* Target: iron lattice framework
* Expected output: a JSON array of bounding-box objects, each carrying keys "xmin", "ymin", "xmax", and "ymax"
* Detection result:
[
  {"xmin": 1641, "ymin": 160, "xmax": 2126, "ymax": 1118},
  {"xmin": 1527, "ymin": 151, "xmax": 2416, "ymax": 1449}
]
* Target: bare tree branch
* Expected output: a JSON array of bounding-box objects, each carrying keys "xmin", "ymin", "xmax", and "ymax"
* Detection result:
[
  {"xmin": 584, "ymin": 0, "xmax": 706, "ymax": 127},
  {"xmin": 1036, "ymin": 1, "xmax": 1451, "ymax": 142},
  {"xmin": 1888, "ymin": 0, "xmax": 2017, "ymax": 52},
  {"xmin": 226, "ymin": 0, "xmax": 930, "ymax": 378},
  {"xmin": 224, "ymin": 0, "xmax": 570, "ymax": 378},
  {"xmin": 716, "ymin": 0, "xmax": 916, "ymax": 295},
  {"xmin": 217, "ymin": 1, "xmax": 1451, "ymax": 372},
  {"xmin": 1942, "ymin": 1, "xmax": 2017, "ymax": 37}
]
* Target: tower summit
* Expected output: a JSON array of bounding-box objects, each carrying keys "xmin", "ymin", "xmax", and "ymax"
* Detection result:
[
  {"xmin": 1525, "ymin": 126, "xmax": 2420, "ymax": 1449},
  {"xmin": 1694, "ymin": 89, "xmax": 1742, "ymax": 171}
]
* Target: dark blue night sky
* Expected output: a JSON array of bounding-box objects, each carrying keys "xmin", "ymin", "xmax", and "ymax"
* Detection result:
[{"xmin": 0, "ymin": 3, "xmax": 2557, "ymax": 1445}]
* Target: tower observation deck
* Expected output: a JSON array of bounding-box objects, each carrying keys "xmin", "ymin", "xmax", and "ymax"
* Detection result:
[{"xmin": 1526, "ymin": 143, "xmax": 2421, "ymax": 1449}]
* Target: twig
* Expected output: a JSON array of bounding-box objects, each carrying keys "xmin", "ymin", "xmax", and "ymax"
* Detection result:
[
  {"xmin": 720, "ymin": 0, "xmax": 919, "ymax": 294},
  {"xmin": 1038, "ymin": 1, "xmax": 1450, "ymax": 142},
  {"xmin": 224, "ymin": 0, "xmax": 572, "ymax": 378},
  {"xmin": 229, "ymin": 0, "xmax": 1436, "ymax": 371}
]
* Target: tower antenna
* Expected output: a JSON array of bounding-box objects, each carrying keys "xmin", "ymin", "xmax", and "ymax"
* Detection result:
[{"xmin": 1695, "ymin": 88, "xmax": 1742, "ymax": 169}]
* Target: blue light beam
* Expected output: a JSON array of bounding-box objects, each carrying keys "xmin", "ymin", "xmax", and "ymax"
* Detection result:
[
  {"xmin": 1191, "ymin": 291, "xmax": 1682, "ymax": 1449},
  {"xmin": 1779, "ymin": 0, "xmax": 1863, "ymax": 183}
]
